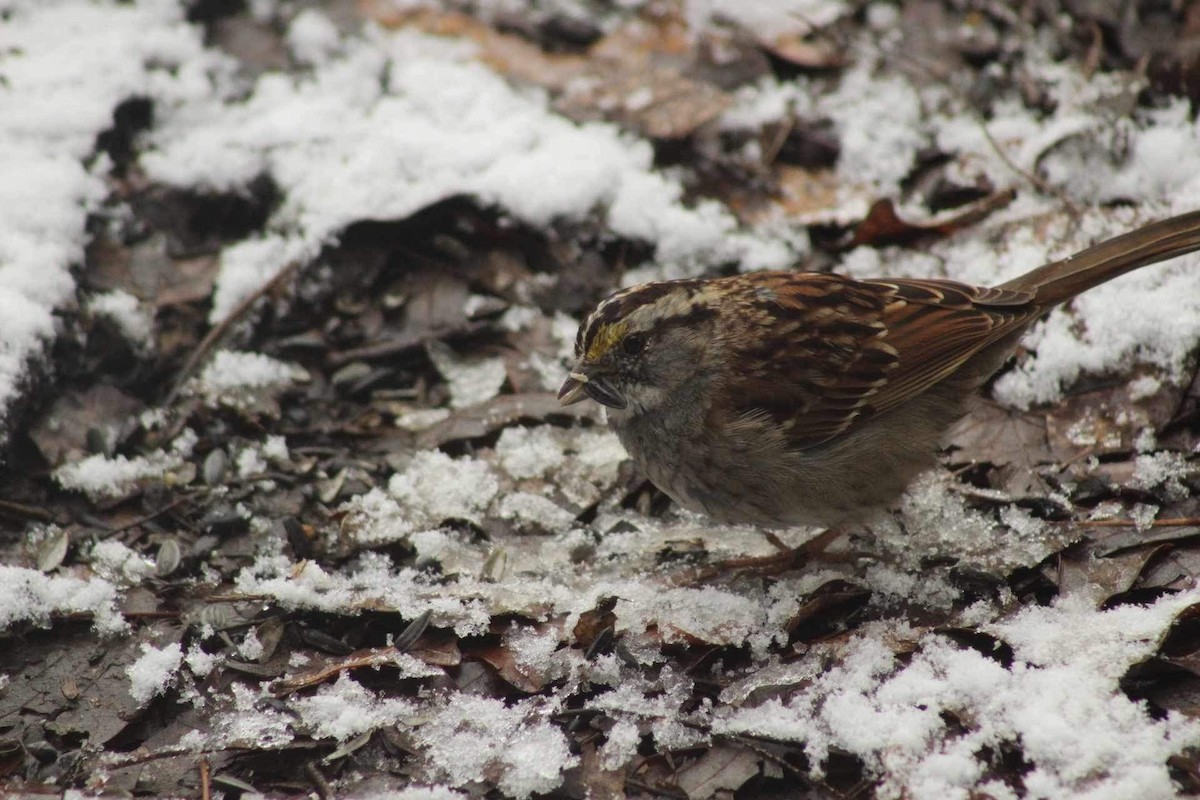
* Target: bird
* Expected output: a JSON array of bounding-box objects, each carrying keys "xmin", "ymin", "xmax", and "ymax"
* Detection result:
[{"xmin": 558, "ymin": 210, "xmax": 1200, "ymax": 528}]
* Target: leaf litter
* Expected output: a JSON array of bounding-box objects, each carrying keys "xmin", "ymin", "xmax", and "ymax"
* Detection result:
[{"xmin": 0, "ymin": 0, "xmax": 1199, "ymax": 798}]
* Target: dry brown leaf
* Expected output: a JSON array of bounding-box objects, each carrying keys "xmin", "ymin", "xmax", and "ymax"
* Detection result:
[
  {"xmin": 555, "ymin": 64, "xmax": 732, "ymax": 140},
  {"xmin": 947, "ymin": 401, "xmax": 1054, "ymax": 496},
  {"xmin": 1094, "ymin": 524, "xmax": 1200, "ymax": 557},
  {"xmin": 574, "ymin": 596, "xmax": 619, "ymax": 651},
  {"xmin": 29, "ymin": 384, "xmax": 144, "ymax": 467},
  {"xmin": 88, "ymin": 228, "xmax": 219, "ymax": 307},
  {"xmin": 1147, "ymin": 676, "xmax": 1200, "ymax": 720},
  {"xmin": 474, "ymin": 644, "xmax": 546, "ymax": 693},
  {"xmin": 842, "ymin": 190, "xmax": 1016, "ymax": 250},
  {"xmin": 362, "ymin": 6, "xmax": 729, "ymax": 140},
  {"xmin": 759, "ymin": 33, "xmax": 846, "ymax": 68},
  {"xmin": 1056, "ymin": 542, "xmax": 1170, "ymax": 604},
  {"xmin": 734, "ymin": 164, "xmax": 844, "ymax": 225},
  {"xmin": 30, "ymin": 623, "xmax": 185, "ymax": 746},
  {"xmin": 409, "ymin": 632, "xmax": 464, "ymax": 667},
  {"xmin": 1137, "ymin": 545, "xmax": 1200, "ymax": 593},
  {"xmin": 575, "ymin": 741, "xmax": 628, "ymax": 800},
  {"xmin": 1045, "ymin": 370, "xmax": 1187, "ymax": 459},
  {"xmin": 785, "ymin": 579, "xmax": 872, "ymax": 640},
  {"xmin": 675, "ymin": 745, "xmax": 761, "ymax": 800}
]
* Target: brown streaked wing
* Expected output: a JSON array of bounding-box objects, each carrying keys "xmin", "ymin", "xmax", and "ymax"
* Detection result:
[
  {"xmin": 716, "ymin": 273, "xmax": 899, "ymax": 448},
  {"xmin": 718, "ymin": 274, "xmax": 1040, "ymax": 450}
]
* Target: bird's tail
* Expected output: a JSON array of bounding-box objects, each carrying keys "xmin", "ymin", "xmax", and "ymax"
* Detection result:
[{"xmin": 1000, "ymin": 209, "xmax": 1200, "ymax": 306}]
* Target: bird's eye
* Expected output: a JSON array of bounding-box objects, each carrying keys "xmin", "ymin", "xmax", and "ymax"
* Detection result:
[{"xmin": 621, "ymin": 333, "xmax": 647, "ymax": 356}]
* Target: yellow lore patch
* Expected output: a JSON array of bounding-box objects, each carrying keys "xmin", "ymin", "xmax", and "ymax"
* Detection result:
[{"xmin": 585, "ymin": 320, "xmax": 628, "ymax": 362}]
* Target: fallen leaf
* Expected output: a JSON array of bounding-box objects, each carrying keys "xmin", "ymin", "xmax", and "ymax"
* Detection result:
[
  {"xmin": 369, "ymin": 7, "xmax": 730, "ymax": 140},
  {"xmin": 474, "ymin": 644, "xmax": 546, "ymax": 693},
  {"xmin": 759, "ymin": 33, "xmax": 846, "ymax": 68},
  {"xmin": 947, "ymin": 401, "xmax": 1054, "ymax": 496},
  {"xmin": 29, "ymin": 384, "xmax": 144, "ymax": 466},
  {"xmin": 574, "ymin": 596, "xmax": 619, "ymax": 652},
  {"xmin": 842, "ymin": 189, "xmax": 1016, "ymax": 250},
  {"xmin": 675, "ymin": 745, "xmax": 760, "ymax": 800},
  {"xmin": 1056, "ymin": 542, "xmax": 1170, "ymax": 605},
  {"xmin": 555, "ymin": 63, "xmax": 732, "ymax": 140},
  {"xmin": 786, "ymin": 580, "xmax": 872, "ymax": 641},
  {"xmin": 574, "ymin": 741, "xmax": 627, "ymax": 800},
  {"xmin": 1045, "ymin": 370, "xmax": 1186, "ymax": 459}
]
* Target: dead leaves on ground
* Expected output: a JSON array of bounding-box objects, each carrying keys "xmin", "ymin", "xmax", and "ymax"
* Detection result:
[{"xmin": 3, "ymin": 0, "xmax": 1200, "ymax": 798}]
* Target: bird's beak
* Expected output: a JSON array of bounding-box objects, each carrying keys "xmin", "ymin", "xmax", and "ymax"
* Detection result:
[
  {"xmin": 557, "ymin": 371, "xmax": 589, "ymax": 406},
  {"xmin": 557, "ymin": 366, "xmax": 627, "ymax": 410}
]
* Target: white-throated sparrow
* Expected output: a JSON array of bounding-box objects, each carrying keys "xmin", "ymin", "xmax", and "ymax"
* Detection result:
[{"xmin": 558, "ymin": 211, "xmax": 1200, "ymax": 527}]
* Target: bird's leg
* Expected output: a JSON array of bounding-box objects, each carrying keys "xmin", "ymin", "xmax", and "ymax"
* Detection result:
[{"xmin": 665, "ymin": 526, "xmax": 860, "ymax": 585}]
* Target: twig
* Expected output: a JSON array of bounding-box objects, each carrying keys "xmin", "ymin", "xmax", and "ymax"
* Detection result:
[
  {"xmin": 761, "ymin": 116, "xmax": 795, "ymax": 168},
  {"xmin": 200, "ymin": 756, "xmax": 212, "ymax": 800},
  {"xmin": 101, "ymin": 493, "xmax": 198, "ymax": 539},
  {"xmin": 204, "ymin": 593, "xmax": 270, "ymax": 603},
  {"xmin": 1078, "ymin": 517, "xmax": 1200, "ymax": 528},
  {"xmin": 326, "ymin": 319, "xmax": 493, "ymax": 367},
  {"xmin": 625, "ymin": 778, "xmax": 688, "ymax": 799},
  {"xmin": 305, "ymin": 762, "xmax": 332, "ymax": 800},
  {"xmin": 103, "ymin": 741, "xmax": 325, "ymax": 770},
  {"xmin": 165, "ymin": 259, "xmax": 303, "ymax": 406},
  {"xmin": 0, "ymin": 499, "xmax": 58, "ymax": 523}
]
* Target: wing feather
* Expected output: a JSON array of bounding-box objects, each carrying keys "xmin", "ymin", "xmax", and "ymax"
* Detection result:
[{"xmin": 718, "ymin": 274, "xmax": 1039, "ymax": 449}]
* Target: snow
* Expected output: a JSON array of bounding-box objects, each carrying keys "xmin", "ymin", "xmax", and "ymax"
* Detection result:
[
  {"xmin": 54, "ymin": 449, "xmax": 187, "ymax": 502},
  {"xmin": 495, "ymin": 491, "xmax": 578, "ymax": 530},
  {"xmin": 54, "ymin": 428, "xmax": 197, "ymax": 501},
  {"xmin": 89, "ymin": 540, "xmax": 157, "ymax": 585},
  {"xmin": 599, "ymin": 718, "xmax": 641, "ymax": 770},
  {"xmin": 589, "ymin": 668, "xmax": 710, "ymax": 750},
  {"xmin": 993, "ymin": 242, "xmax": 1200, "ymax": 408},
  {"xmin": 7, "ymin": 1, "xmax": 1200, "ymax": 797},
  {"xmin": 143, "ymin": 24, "xmax": 796, "ymax": 323},
  {"xmin": 719, "ymin": 593, "xmax": 1200, "ymax": 800},
  {"xmin": 292, "ymin": 674, "xmax": 418, "ymax": 742},
  {"xmin": 0, "ymin": 0, "xmax": 222, "ymax": 447},
  {"xmin": 0, "ymin": 565, "xmax": 126, "ymax": 635},
  {"xmin": 127, "ymin": 641, "xmax": 184, "ymax": 705},
  {"xmin": 193, "ymin": 350, "xmax": 310, "ymax": 410},
  {"xmin": 416, "ymin": 694, "xmax": 576, "ymax": 798},
  {"xmin": 349, "ymin": 790, "xmax": 467, "ymax": 800},
  {"xmin": 821, "ymin": 61, "xmax": 927, "ymax": 196},
  {"xmin": 426, "ymin": 341, "xmax": 508, "ymax": 409},
  {"xmin": 615, "ymin": 586, "xmax": 764, "ymax": 646},
  {"xmin": 1132, "ymin": 451, "xmax": 1193, "ymax": 500},
  {"xmin": 495, "ymin": 424, "xmax": 627, "ymax": 507},
  {"xmin": 88, "ymin": 290, "xmax": 155, "ymax": 351},
  {"xmin": 185, "ymin": 644, "xmax": 218, "ymax": 678},
  {"xmin": 495, "ymin": 425, "xmax": 569, "ymax": 479},
  {"xmin": 286, "ymin": 7, "xmax": 343, "ymax": 66},
  {"xmin": 209, "ymin": 682, "xmax": 295, "ymax": 749},
  {"xmin": 387, "ymin": 451, "xmax": 500, "ymax": 527},
  {"xmin": 683, "ymin": 0, "xmax": 849, "ymax": 37}
]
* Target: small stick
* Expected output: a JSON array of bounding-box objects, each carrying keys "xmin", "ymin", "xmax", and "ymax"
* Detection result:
[
  {"xmin": 305, "ymin": 762, "xmax": 332, "ymax": 800},
  {"xmin": 200, "ymin": 756, "xmax": 212, "ymax": 800},
  {"xmin": 101, "ymin": 493, "xmax": 196, "ymax": 538},
  {"xmin": 0, "ymin": 499, "xmax": 57, "ymax": 523},
  {"xmin": 1078, "ymin": 517, "xmax": 1200, "ymax": 528},
  {"xmin": 166, "ymin": 260, "xmax": 303, "ymax": 406}
]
